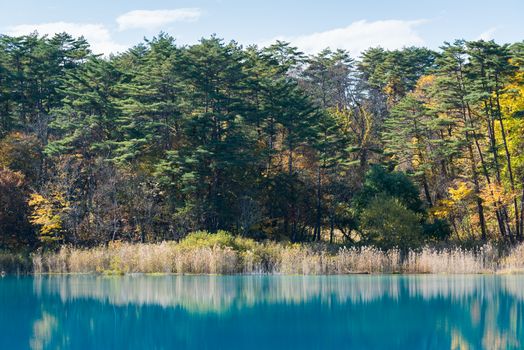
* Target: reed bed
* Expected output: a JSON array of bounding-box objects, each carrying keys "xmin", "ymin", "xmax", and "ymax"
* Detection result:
[{"xmin": 26, "ymin": 232, "xmax": 524, "ymax": 274}]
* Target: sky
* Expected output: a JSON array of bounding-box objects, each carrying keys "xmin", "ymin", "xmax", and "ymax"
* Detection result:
[{"xmin": 1, "ymin": 0, "xmax": 523, "ymax": 57}]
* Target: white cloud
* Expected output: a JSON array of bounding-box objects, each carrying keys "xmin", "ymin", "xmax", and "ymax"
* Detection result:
[
  {"xmin": 7, "ymin": 22, "xmax": 128, "ymax": 55},
  {"xmin": 262, "ymin": 19, "xmax": 427, "ymax": 56},
  {"xmin": 477, "ymin": 27, "xmax": 497, "ymax": 41},
  {"xmin": 4, "ymin": 8, "xmax": 202, "ymax": 55},
  {"xmin": 116, "ymin": 8, "xmax": 201, "ymax": 31}
]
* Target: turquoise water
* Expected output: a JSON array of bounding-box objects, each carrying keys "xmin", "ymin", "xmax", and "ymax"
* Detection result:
[{"xmin": 1, "ymin": 275, "xmax": 523, "ymax": 349}]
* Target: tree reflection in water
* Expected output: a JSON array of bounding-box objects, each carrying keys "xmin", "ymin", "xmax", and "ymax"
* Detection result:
[{"xmin": 0, "ymin": 275, "xmax": 522, "ymax": 349}]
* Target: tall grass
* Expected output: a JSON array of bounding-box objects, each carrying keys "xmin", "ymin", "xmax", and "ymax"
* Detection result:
[{"xmin": 26, "ymin": 231, "xmax": 524, "ymax": 275}]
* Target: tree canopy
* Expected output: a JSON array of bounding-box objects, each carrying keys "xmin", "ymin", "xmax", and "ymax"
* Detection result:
[{"xmin": 1, "ymin": 32, "xmax": 523, "ymax": 249}]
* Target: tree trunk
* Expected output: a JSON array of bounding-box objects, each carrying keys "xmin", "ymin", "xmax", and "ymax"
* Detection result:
[
  {"xmin": 314, "ymin": 165, "xmax": 322, "ymax": 241},
  {"xmin": 520, "ymin": 188, "xmax": 524, "ymax": 239},
  {"xmin": 465, "ymin": 104, "xmax": 508, "ymax": 239},
  {"xmin": 421, "ymin": 173, "xmax": 433, "ymax": 207},
  {"xmin": 329, "ymin": 215, "xmax": 334, "ymax": 244},
  {"xmin": 466, "ymin": 140, "xmax": 487, "ymax": 241},
  {"xmin": 494, "ymin": 85, "xmax": 520, "ymax": 240}
]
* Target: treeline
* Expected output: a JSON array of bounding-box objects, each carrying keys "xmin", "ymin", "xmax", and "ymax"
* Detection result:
[{"xmin": 0, "ymin": 32, "xmax": 523, "ymax": 250}]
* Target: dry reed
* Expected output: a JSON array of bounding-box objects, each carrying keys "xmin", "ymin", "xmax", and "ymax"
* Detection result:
[{"xmin": 26, "ymin": 233, "xmax": 524, "ymax": 275}]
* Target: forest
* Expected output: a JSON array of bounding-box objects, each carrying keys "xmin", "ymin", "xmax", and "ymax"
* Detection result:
[{"xmin": 1, "ymin": 32, "xmax": 524, "ymax": 256}]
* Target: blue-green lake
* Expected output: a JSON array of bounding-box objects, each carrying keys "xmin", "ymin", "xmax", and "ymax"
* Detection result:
[{"xmin": 1, "ymin": 275, "xmax": 523, "ymax": 349}]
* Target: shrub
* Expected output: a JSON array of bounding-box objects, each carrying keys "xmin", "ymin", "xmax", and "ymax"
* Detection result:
[
  {"xmin": 178, "ymin": 230, "xmax": 258, "ymax": 252},
  {"xmin": 423, "ymin": 218, "xmax": 452, "ymax": 241},
  {"xmin": 354, "ymin": 165, "xmax": 423, "ymax": 214},
  {"xmin": 359, "ymin": 195, "xmax": 423, "ymax": 250}
]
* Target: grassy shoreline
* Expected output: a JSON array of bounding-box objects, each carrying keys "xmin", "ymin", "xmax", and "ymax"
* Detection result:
[
  {"xmin": 3, "ymin": 232, "xmax": 524, "ymax": 275},
  {"xmin": 21, "ymin": 233, "xmax": 524, "ymax": 275}
]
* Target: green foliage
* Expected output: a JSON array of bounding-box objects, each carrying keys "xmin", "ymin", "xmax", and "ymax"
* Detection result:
[
  {"xmin": 423, "ymin": 219, "xmax": 452, "ymax": 242},
  {"xmin": 359, "ymin": 195, "xmax": 423, "ymax": 250},
  {"xmin": 359, "ymin": 46, "xmax": 436, "ymax": 104},
  {"xmin": 354, "ymin": 165, "xmax": 423, "ymax": 213},
  {"xmin": 178, "ymin": 231, "xmax": 258, "ymax": 252},
  {"xmin": 2, "ymin": 30, "xmax": 524, "ymax": 250}
]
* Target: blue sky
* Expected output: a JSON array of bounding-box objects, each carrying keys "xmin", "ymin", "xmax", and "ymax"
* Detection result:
[{"xmin": 1, "ymin": 0, "xmax": 523, "ymax": 57}]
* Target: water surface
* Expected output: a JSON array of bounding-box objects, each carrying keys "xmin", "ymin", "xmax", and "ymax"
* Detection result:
[{"xmin": 1, "ymin": 275, "xmax": 523, "ymax": 349}]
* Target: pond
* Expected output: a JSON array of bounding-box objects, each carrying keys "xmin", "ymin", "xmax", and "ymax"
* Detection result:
[{"xmin": 1, "ymin": 275, "xmax": 523, "ymax": 349}]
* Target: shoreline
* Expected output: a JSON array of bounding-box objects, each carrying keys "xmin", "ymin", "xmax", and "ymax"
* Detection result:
[
  {"xmin": 5, "ymin": 270, "xmax": 524, "ymax": 277},
  {"xmin": 4, "ymin": 241, "xmax": 524, "ymax": 275}
]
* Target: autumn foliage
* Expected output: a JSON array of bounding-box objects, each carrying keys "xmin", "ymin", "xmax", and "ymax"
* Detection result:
[
  {"xmin": 0, "ymin": 32, "xmax": 523, "ymax": 254},
  {"xmin": 0, "ymin": 168, "xmax": 32, "ymax": 248}
]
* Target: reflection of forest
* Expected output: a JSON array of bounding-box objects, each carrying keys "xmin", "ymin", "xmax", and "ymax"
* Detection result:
[
  {"xmin": 33, "ymin": 275, "xmax": 524, "ymax": 311},
  {"xmin": 9, "ymin": 276, "xmax": 524, "ymax": 349}
]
